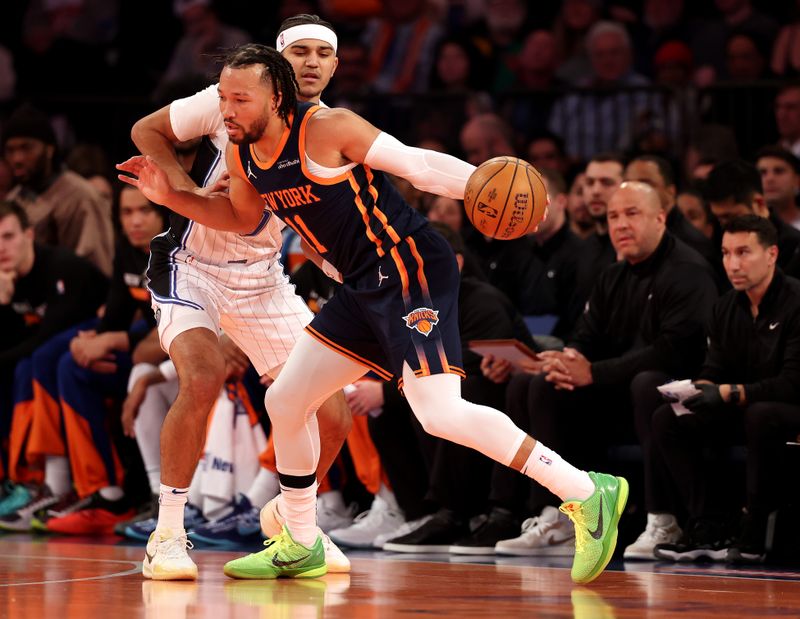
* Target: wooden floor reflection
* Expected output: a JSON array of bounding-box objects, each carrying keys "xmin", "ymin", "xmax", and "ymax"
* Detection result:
[{"xmin": 0, "ymin": 536, "xmax": 798, "ymax": 618}]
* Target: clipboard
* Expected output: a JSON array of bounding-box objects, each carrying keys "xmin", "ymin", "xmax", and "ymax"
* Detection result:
[{"xmin": 467, "ymin": 339, "xmax": 539, "ymax": 370}]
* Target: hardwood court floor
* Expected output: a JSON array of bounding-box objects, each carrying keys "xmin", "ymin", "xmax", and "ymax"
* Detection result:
[{"xmin": 1, "ymin": 534, "xmax": 799, "ymax": 618}]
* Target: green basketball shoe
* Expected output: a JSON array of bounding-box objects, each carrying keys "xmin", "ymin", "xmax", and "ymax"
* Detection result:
[
  {"xmin": 559, "ymin": 472, "xmax": 628, "ymax": 584},
  {"xmin": 223, "ymin": 525, "xmax": 327, "ymax": 580}
]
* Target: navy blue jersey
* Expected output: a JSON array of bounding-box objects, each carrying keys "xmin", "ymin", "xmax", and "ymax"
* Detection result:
[{"xmin": 234, "ymin": 102, "xmax": 427, "ymax": 280}]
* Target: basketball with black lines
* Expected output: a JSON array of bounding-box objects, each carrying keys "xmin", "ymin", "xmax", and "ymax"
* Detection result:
[{"xmin": 464, "ymin": 157, "xmax": 548, "ymax": 240}]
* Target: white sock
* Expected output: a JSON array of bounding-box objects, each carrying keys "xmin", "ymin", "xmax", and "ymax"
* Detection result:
[
  {"xmin": 98, "ymin": 486, "xmax": 124, "ymax": 501},
  {"xmin": 157, "ymin": 483, "xmax": 188, "ymax": 531},
  {"xmin": 281, "ymin": 481, "xmax": 318, "ymax": 546},
  {"xmin": 376, "ymin": 483, "xmax": 400, "ymax": 512},
  {"xmin": 523, "ymin": 441, "xmax": 595, "ymax": 502},
  {"xmin": 44, "ymin": 455, "xmax": 71, "ymax": 495},
  {"xmin": 245, "ymin": 468, "xmax": 280, "ymax": 508}
]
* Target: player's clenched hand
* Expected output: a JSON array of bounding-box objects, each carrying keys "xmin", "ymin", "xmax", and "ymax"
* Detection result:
[
  {"xmin": 0, "ymin": 271, "xmax": 15, "ymax": 305},
  {"xmin": 117, "ymin": 155, "xmax": 174, "ymax": 205},
  {"xmin": 220, "ymin": 333, "xmax": 249, "ymax": 379},
  {"xmin": 194, "ymin": 173, "xmax": 230, "ymax": 198}
]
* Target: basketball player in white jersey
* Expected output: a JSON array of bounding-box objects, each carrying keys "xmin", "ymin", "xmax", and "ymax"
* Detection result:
[{"xmin": 118, "ymin": 15, "xmax": 351, "ymax": 580}]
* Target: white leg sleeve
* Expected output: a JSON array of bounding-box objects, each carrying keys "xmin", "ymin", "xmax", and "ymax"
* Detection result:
[
  {"xmin": 265, "ymin": 332, "xmax": 366, "ymax": 477},
  {"xmin": 401, "ymin": 363, "xmax": 527, "ymax": 467}
]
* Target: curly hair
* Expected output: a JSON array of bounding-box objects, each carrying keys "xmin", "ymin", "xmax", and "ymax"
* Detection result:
[{"xmin": 220, "ymin": 44, "xmax": 298, "ymax": 128}]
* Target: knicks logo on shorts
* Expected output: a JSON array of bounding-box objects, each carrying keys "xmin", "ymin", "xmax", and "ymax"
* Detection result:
[{"xmin": 403, "ymin": 307, "xmax": 440, "ymax": 336}]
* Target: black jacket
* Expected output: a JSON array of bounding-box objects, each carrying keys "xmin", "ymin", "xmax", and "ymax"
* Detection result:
[
  {"xmin": 570, "ymin": 232, "xmax": 718, "ymax": 385},
  {"xmin": 0, "ymin": 244, "xmax": 108, "ymax": 371},
  {"xmin": 518, "ymin": 223, "xmax": 583, "ymax": 338},
  {"xmin": 699, "ymin": 270, "xmax": 800, "ymax": 404}
]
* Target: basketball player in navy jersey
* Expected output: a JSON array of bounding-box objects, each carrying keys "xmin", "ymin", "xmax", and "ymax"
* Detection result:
[
  {"xmin": 117, "ymin": 17, "xmax": 351, "ymax": 580},
  {"xmin": 120, "ymin": 44, "xmax": 627, "ymax": 585}
]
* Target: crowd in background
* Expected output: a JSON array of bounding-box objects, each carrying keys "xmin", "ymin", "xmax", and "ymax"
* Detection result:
[{"xmin": 1, "ymin": 0, "xmax": 800, "ymax": 567}]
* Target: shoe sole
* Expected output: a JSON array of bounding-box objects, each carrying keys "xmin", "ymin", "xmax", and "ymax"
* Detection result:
[
  {"xmin": 223, "ymin": 564, "xmax": 328, "ymax": 580},
  {"xmin": 327, "ymin": 539, "xmax": 377, "ymax": 550},
  {"xmin": 495, "ymin": 544, "xmax": 575, "ymax": 557},
  {"xmin": 448, "ymin": 546, "xmax": 498, "ymax": 555},
  {"xmin": 653, "ymin": 548, "xmax": 728, "ymax": 562},
  {"xmin": 575, "ymin": 476, "xmax": 629, "ymax": 584},
  {"xmin": 382, "ymin": 543, "xmax": 453, "ymax": 553}
]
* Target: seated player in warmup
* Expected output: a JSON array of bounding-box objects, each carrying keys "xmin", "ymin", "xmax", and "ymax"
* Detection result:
[{"xmin": 120, "ymin": 43, "xmax": 628, "ymax": 585}]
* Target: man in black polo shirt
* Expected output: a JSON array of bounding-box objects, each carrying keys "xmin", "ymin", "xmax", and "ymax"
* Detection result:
[{"xmin": 651, "ymin": 215, "xmax": 800, "ymax": 564}]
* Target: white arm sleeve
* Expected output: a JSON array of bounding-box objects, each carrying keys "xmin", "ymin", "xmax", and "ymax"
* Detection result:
[
  {"xmin": 364, "ymin": 132, "xmax": 475, "ymax": 200},
  {"xmin": 169, "ymin": 83, "xmax": 226, "ymax": 143}
]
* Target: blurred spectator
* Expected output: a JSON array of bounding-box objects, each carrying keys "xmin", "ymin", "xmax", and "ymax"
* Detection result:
[
  {"xmin": 570, "ymin": 153, "xmax": 626, "ymax": 322},
  {"xmin": 459, "ymin": 113, "xmax": 516, "ymax": 167},
  {"xmin": 548, "ymin": 21, "xmax": 658, "ymax": 160},
  {"xmin": 514, "ymin": 30, "xmax": 560, "ymax": 90},
  {"xmin": 628, "ymin": 0, "xmax": 690, "ymax": 78},
  {"xmin": 691, "ymin": 0, "xmax": 779, "ymax": 83},
  {"xmin": 771, "ymin": 0, "xmax": 800, "ymax": 77},
  {"xmin": 3, "ymin": 105, "xmax": 114, "ymax": 277},
  {"xmin": 566, "ymin": 172, "xmax": 595, "ymax": 240},
  {"xmin": 468, "ymin": 0, "xmax": 531, "ymax": 92},
  {"xmin": 157, "ymin": 0, "xmax": 250, "ymax": 94},
  {"xmin": 677, "ymin": 185, "xmax": 716, "ymax": 240},
  {"xmin": 0, "ymin": 161, "xmax": 12, "ymax": 201},
  {"xmin": 723, "ymin": 30, "xmax": 771, "ymax": 81},
  {"xmin": 517, "ymin": 168, "xmax": 583, "ymax": 339},
  {"xmin": 0, "ymin": 45, "xmax": 16, "ymax": 101},
  {"xmin": 701, "ymin": 31, "xmax": 777, "ymax": 159},
  {"xmin": 553, "ymin": 0, "xmax": 602, "ymax": 85},
  {"xmin": 625, "ymin": 155, "xmax": 718, "ymax": 272},
  {"xmin": 427, "ymin": 196, "xmax": 463, "ymax": 232},
  {"xmin": 526, "ymin": 132, "xmax": 570, "ymax": 178},
  {"xmin": 775, "ymin": 85, "xmax": 800, "ymax": 158},
  {"xmin": 650, "ymin": 215, "xmax": 800, "ymax": 564},
  {"xmin": 506, "ymin": 30, "xmax": 563, "ymax": 138},
  {"xmin": 429, "ymin": 35, "xmax": 485, "ymax": 93},
  {"xmin": 326, "ymin": 36, "xmax": 373, "ymax": 112},
  {"xmin": 755, "ymin": 146, "xmax": 800, "ymax": 230},
  {"xmin": 19, "ymin": 0, "xmax": 119, "ymax": 96},
  {"xmin": 0, "ymin": 201, "xmax": 108, "ymax": 482},
  {"xmin": 703, "ymin": 159, "xmax": 800, "ymax": 278},
  {"xmin": 66, "ymin": 144, "xmax": 113, "ymax": 203},
  {"xmin": 683, "ymin": 124, "xmax": 739, "ymax": 182},
  {"xmin": 653, "ymin": 41, "xmax": 693, "ymax": 88},
  {"xmin": 362, "ymin": 0, "xmax": 442, "ymax": 93}
]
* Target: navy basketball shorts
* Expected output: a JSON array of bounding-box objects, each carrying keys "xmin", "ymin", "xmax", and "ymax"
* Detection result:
[{"xmin": 306, "ymin": 226, "xmax": 465, "ymax": 386}]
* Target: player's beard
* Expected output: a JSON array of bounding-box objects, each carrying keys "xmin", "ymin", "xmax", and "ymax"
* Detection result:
[{"xmin": 228, "ymin": 111, "xmax": 269, "ymax": 145}]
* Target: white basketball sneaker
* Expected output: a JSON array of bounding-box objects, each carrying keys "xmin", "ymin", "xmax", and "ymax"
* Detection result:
[
  {"xmin": 142, "ymin": 528, "xmax": 198, "ymax": 580},
  {"xmin": 260, "ymin": 495, "xmax": 350, "ymax": 573},
  {"xmin": 624, "ymin": 513, "xmax": 682, "ymax": 560},
  {"xmin": 494, "ymin": 506, "xmax": 575, "ymax": 556}
]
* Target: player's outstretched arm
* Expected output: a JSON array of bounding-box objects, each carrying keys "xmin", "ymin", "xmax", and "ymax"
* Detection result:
[
  {"xmin": 116, "ymin": 147, "xmax": 264, "ymax": 234},
  {"xmin": 308, "ymin": 108, "xmax": 476, "ymax": 200}
]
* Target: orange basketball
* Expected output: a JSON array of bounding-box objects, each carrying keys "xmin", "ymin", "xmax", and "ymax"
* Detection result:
[{"xmin": 464, "ymin": 157, "xmax": 548, "ymax": 240}]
